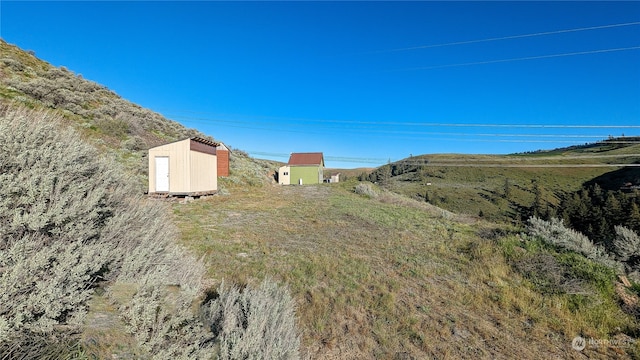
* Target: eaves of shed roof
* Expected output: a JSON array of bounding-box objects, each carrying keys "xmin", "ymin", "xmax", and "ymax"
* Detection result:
[{"xmin": 287, "ymin": 152, "xmax": 324, "ymax": 166}]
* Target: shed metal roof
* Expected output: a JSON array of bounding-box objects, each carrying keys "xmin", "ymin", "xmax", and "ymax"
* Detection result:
[
  {"xmin": 191, "ymin": 137, "xmax": 219, "ymax": 147},
  {"xmin": 149, "ymin": 137, "xmax": 219, "ymax": 150},
  {"xmin": 287, "ymin": 152, "xmax": 324, "ymax": 166}
]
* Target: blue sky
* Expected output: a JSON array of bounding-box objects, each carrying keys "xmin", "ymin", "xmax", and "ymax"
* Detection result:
[{"xmin": 2, "ymin": 1, "xmax": 639, "ymax": 168}]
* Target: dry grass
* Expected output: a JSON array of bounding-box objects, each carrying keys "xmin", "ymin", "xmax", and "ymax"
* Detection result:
[
  {"xmin": 81, "ymin": 284, "xmax": 149, "ymax": 359},
  {"xmin": 4, "ymin": 38, "xmax": 638, "ymax": 359},
  {"xmin": 382, "ymin": 149, "xmax": 640, "ymax": 222},
  {"xmin": 172, "ymin": 180, "xmax": 639, "ymax": 359}
]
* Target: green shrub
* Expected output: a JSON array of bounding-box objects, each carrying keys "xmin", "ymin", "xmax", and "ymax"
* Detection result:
[
  {"xmin": 0, "ymin": 105, "xmax": 205, "ymax": 357},
  {"xmin": 354, "ymin": 182, "xmax": 377, "ymax": 198},
  {"xmin": 612, "ymin": 225, "xmax": 640, "ymax": 263},
  {"xmin": 0, "ymin": 106, "xmax": 126, "ymax": 340},
  {"xmin": 526, "ymin": 217, "xmax": 619, "ymax": 270},
  {"xmin": 556, "ymin": 251, "xmax": 617, "ymax": 297},
  {"xmin": 202, "ymin": 278, "xmax": 301, "ymax": 360},
  {"xmin": 121, "ymin": 278, "xmax": 212, "ymax": 359}
]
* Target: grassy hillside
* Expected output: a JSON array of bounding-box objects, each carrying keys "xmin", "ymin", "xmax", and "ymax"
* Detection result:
[
  {"xmin": 0, "ymin": 39, "xmax": 275, "ymax": 190},
  {"xmin": 0, "ymin": 40, "xmax": 291, "ymax": 359},
  {"xmin": 174, "ymin": 179, "xmax": 640, "ymax": 358},
  {"xmin": 368, "ymin": 143, "xmax": 640, "ymax": 223}
]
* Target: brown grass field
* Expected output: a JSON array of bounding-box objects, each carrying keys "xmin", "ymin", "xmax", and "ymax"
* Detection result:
[{"xmin": 172, "ymin": 179, "xmax": 639, "ymax": 359}]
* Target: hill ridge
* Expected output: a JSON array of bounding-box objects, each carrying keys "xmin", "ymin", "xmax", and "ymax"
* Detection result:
[{"xmin": 0, "ymin": 39, "xmax": 277, "ymax": 189}]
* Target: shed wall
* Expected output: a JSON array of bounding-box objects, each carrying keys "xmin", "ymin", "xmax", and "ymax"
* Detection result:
[
  {"xmin": 149, "ymin": 139, "xmax": 190, "ymax": 193},
  {"xmin": 217, "ymin": 149, "xmax": 229, "ymax": 177},
  {"xmin": 190, "ymin": 150, "xmax": 217, "ymax": 192},
  {"xmin": 278, "ymin": 165, "xmax": 291, "ymax": 185},
  {"xmin": 149, "ymin": 138, "xmax": 217, "ymax": 194},
  {"xmin": 290, "ymin": 166, "xmax": 322, "ymax": 185}
]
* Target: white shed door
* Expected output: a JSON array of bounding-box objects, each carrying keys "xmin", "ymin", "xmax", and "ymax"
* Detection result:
[{"xmin": 155, "ymin": 157, "xmax": 169, "ymax": 192}]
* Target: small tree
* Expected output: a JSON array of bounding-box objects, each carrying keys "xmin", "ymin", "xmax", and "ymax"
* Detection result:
[
  {"xmin": 379, "ymin": 164, "xmax": 392, "ymax": 186},
  {"xmin": 628, "ymin": 202, "xmax": 640, "ymax": 231},
  {"xmin": 531, "ymin": 181, "xmax": 543, "ymax": 217},
  {"xmin": 503, "ymin": 178, "xmax": 511, "ymax": 200}
]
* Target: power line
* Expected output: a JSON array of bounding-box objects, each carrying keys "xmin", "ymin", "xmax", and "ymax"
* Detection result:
[
  {"xmin": 167, "ymin": 113, "xmax": 640, "ymax": 130},
  {"xmin": 176, "ymin": 118, "xmax": 627, "ymax": 138},
  {"xmin": 179, "ymin": 119, "xmax": 639, "ymax": 143},
  {"xmin": 248, "ymin": 149, "xmax": 640, "ymax": 166},
  {"xmin": 250, "ymin": 151, "xmax": 389, "ymax": 164},
  {"xmin": 370, "ymin": 21, "xmax": 640, "ymax": 54},
  {"xmin": 393, "ymin": 46, "xmax": 640, "ymax": 71},
  {"xmin": 394, "ymin": 154, "xmax": 640, "ymax": 162},
  {"xmin": 168, "ymin": 113, "xmax": 640, "ymax": 145}
]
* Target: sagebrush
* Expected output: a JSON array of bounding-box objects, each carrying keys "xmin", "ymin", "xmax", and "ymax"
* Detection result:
[
  {"xmin": 0, "ymin": 105, "xmax": 180, "ymax": 355},
  {"xmin": 526, "ymin": 217, "xmax": 619, "ymax": 270},
  {"xmin": 0, "ymin": 67, "xmax": 300, "ymax": 359},
  {"xmin": 354, "ymin": 182, "xmax": 378, "ymax": 198},
  {"xmin": 202, "ymin": 279, "xmax": 301, "ymax": 360}
]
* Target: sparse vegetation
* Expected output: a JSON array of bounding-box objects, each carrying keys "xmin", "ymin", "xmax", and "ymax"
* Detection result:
[
  {"xmin": 0, "ymin": 105, "xmax": 195, "ymax": 357},
  {"xmin": 1, "ymin": 39, "xmax": 213, "ymax": 189},
  {"xmin": 202, "ymin": 279, "xmax": 300, "ymax": 360},
  {"xmin": 172, "ymin": 179, "xmax": 640, "ymax": 358},
  {"xmin": 0, "ymin": 105, "xmax": 300, "ymax": 359},
  {"xmin": 367, "ymin": 148, "xmax": 640, "ymax": 223},
  {"xmin": 354, "ymin": 182, "xmax": 378, "ymax": 197},
  {"xmin": 3, "ymin": 38, "xmax": 640, "ymax": 359},
  {"xmin": 526, "ymin": 217, "xmax": 618, "ymax": 269}
]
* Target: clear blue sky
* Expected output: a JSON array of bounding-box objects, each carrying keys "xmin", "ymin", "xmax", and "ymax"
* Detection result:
[{"xmin": 2, "ymin": 1, "xmax": 639, "ymax": 168}]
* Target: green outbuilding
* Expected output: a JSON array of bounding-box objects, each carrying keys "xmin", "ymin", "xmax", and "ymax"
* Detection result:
[{"xmin": 278, "ymin": 152, "xmax": 324, "ymax": 185}]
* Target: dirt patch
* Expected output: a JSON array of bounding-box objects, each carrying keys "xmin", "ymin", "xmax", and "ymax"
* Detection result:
[{"xmin": 279, "ymin": 184, "xmax": 332, "ymax": 200}]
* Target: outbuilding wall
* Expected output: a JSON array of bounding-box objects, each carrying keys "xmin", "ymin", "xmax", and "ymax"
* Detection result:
[
  {"xmin": 290, "ymin": 166, "xmax": 323, "ymax": 185},
  {"xmin": 190, "ymin": 150, "xmax": 217, "ymax": 192},
  {"xmin": 149, "ymin": 139, "xmax": 190, "ymax": 193},
  {"xmin": 217, "ymin": 144, "xmax": 230, "ymax": 177},
  {"xmin": 149, "ymin": 138, "xmax": 217, "ymax": 194},
  {"xmin": 278, "ymin": 165, "xmax": 291, "ymax": 185}
]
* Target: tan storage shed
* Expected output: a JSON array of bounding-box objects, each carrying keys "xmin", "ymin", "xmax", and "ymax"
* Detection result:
[{"xmin": 148, "ymin": 137, "xmax": 218, "ymax": 196}]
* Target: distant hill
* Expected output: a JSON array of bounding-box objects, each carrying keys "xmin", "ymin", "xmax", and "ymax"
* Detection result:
[
  {"xmin": 366, "ymin": 140, "xmax": 640, "ymax": 223},
  {"xmin": 0, "ymin": 39, "xmax": 275, "ymax": 190},
  {"xmin": 516, "ymin": 136, "xmax": 640, "ymax": 156}
]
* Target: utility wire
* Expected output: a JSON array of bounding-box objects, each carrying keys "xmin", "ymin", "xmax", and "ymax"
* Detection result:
[
  {"xmin": 178, "ymin": 119, "xmax": 639, "ymax": 143},
  {"xmin": 393, "ymin": 46, "xmax": 640, "ymax": 71},
  {"xmin": 378, "ymin": 163, "xmax": 640, "ymax": 168},
  {"xmin": 370, "ymin": 21, "xmax": 640, "ymax": 54},
  {"xmin": 167, "ymin": 113, "xmax": 640, "ymax": 130},
  {"xmin": 178, "ymin": 118, "xmax": 628, "ymax": 139},
  {"xmin": 249, "ymin": 150, "xmax": 640, "ymax": 166},
  {"xmin": 171, "ymin": 114, "xmax": 640, "ymax": 145}
]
